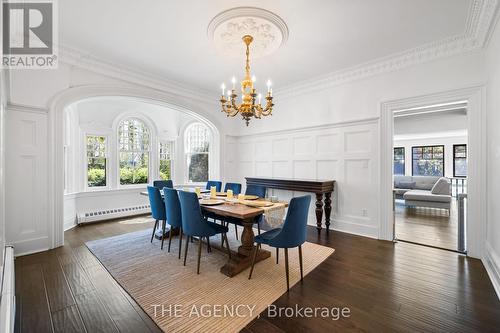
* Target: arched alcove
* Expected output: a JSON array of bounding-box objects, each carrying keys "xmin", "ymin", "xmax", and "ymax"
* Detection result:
[{"xmin": 47, "ymin": 86, "xmax": 222, "ymax": 249}]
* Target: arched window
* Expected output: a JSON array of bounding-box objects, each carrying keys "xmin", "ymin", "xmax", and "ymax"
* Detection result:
[
  {"xmin": 118, "ymin": 118, "xmax": 150, "ymax": 185},
  {"xmin": 184, "ymin": 122, "xmax": 210, "ymax": 182}
]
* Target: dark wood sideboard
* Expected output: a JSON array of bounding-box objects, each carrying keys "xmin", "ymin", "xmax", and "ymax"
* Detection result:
[{"xmin": 245, "ymin": 177, "xmax": 335, "ymax": 232}]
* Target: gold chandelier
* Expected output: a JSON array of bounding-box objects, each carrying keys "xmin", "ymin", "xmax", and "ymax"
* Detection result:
[{"xmin": 219, "ymin": 35, "xmax": 274, "ymax": 126}]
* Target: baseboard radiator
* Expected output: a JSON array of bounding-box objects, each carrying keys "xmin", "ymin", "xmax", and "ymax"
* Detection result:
[
  {"xmin": 0, "ymin": 246, "xmax": 15, "ymax": 333},
  {"xmin": 77, "ymin": 204, "xmax": 151, "ymax": 224}
]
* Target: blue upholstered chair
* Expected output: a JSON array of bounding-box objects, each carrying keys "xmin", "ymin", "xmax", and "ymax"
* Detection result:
[
  {"xmin": 178, "ymin": 191, "xmax": 231, "ymax": 274},
  {"xmin": 163, "ymin": 188, "xmax": 183, "ymax": 258},
  {"xmin": 147, "ymin": 186, "xmax": 167, "ymax": 250},
  {"xmin": 248, "ymin": 195, "xmax": 311, "ymax": 291},
  {"xmin": 242, "ymin": 184, "xmax": 267, "ymax": 236},
  {"xmin": 245, "ymin": 185, "xmax": 267, "ymax": 198},
  {"xmin": 205, "ymin": 180, "xmax": 222, "ymax": 192},
  {"xmin": 224, "ymin": 182, "xmax": 242, "ymax": 195},
  {"xmin": 153, "ymin": 180, "xmax": 173, "ymax": 189}
]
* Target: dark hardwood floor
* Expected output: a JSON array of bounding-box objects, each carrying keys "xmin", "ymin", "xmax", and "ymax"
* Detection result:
[
  {"xmin": 15, "ymin": 216, "xmax": 500, "ymax": 332},
  {"xmin": 395, "ymin": 199, "xmax": 458, "ymax": 251}
]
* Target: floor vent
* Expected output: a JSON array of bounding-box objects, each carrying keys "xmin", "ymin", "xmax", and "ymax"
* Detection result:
[{"xmin": 77, "ymin": 204, "xmax": 151, "ymax": 224}]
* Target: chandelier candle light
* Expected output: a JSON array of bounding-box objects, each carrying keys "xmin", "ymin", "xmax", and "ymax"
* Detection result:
[{"xmin": 219, "ymin": 35, "xmax": 274, "ymax": 126}]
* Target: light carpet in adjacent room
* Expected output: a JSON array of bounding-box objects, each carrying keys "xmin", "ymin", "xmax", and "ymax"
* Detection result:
[{"xmin": 86, "ymin": 228, "xmax": 334, "ymax": 332}]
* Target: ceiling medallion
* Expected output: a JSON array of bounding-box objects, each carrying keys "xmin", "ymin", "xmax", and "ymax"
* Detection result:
[{"xmin": 207, "ymin": 7, "xmax": 289, "ymax": 58}]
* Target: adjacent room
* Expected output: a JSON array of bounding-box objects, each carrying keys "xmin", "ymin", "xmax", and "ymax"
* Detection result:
[
  {"xmin": 1, "ymin": 1, "xmax": 500, "ymax": 333},
  {"xmin": 393, "ymin": 101, "xmax": 468, "ymax": 251}
]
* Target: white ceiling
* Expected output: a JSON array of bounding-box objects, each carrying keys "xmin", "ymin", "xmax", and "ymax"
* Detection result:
[
  {"xmin": 394, "ymin": 109, "xmax": 468, "ymax": 138},
  {"xmin": 60, "ymin": 0, "xmax": 472, "ymax": 93}
]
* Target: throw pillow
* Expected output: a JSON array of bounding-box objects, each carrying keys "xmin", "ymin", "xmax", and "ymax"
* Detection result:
[
  {"xmin": 399, "ymin": 181, "xmax": 416, "ymax": 189},
  {"xmin": 431, "ymin": 177, "xmax": 450, "ymax": 195}
]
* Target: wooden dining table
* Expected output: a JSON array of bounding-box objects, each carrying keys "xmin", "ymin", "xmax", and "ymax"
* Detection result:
[{"xmin": 140, "ymin": 190, "xmax": 288, "ymax": 277}]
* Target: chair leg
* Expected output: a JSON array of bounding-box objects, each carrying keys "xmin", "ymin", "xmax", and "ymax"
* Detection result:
[
  {"xmin": 248, "ymin": 244, "xmax": 258, "ymax": 280},
  {"xmin": 223, "ymin": 233, "xmax": 231, "ymax": 259},
  {"xmin": 150, "ymin": 220, "xmax": 158, "ymax": 243},
  {"xmin": 207, "ymin": 237, "xmax": 211, "ymax": 253},
  {"xmin": 183, "ymin": 234, "xmax": 189, "ymax": 266},
  {"xmin": 257, "ymin": 222, "xmax": 261, "ymax": 235},
  {"xmin": 167, "ymin": 225, "xmax": 173, "ymax": 253},
  {"xmin": 276, "ymin": 248, "xmax": 279, "ymax": 264},
  {"xmin": 160, "ymin": 220, "xmax": 166, "ymax": 250},
  {"xmin": 234, "ymin": 225, "xmax": 239, "ymax": 240},
  {"xmin": 178, "ymin": 228, "xmax": 183, "ymax": 259},
  {"xmin": 298, "ymin": 245, "xmax": 304, "ymax": 281},
  {"xmin": 197, "ymin": 237, "xmax": 203, "ymax": 274},
  {"xmin": 284, "ymin": 248, "xmax": 290, "ymax": 291}
]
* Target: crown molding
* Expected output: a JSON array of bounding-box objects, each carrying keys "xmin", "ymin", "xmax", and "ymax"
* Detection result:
[
  {"xmin": 57, "ymin": 0, "xmax": 499, "ymax": 102},
  {"xmin": 59, "ymin": 45, "xmax": 216, "ymax": 105},
  {"xmin": 275, "ymin": 0, "xmax": 499, "ymax": 98}
]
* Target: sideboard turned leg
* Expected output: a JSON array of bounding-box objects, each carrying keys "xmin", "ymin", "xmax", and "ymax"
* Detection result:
[
  {"xmin": 324, "ymin": 191, "xmax": 332, "ymax": 232},
  {"xmin": 315, "ymin": 193, "xmax": 324, "ymax": 232}
]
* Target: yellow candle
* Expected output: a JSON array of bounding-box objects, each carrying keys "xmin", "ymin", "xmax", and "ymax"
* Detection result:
[
  {"xmin": 227, "ymin": 189, "xmax": 233, "ymax": 199},
  {"xmin": 210, "ymin": 186, "xmax": 216, "ymax": 198}
]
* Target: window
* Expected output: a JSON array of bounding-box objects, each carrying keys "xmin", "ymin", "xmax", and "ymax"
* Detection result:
[
  {"xmin": 453, "ymin": 144, "xmax": 467, "ymax": 177},
  {"xmin": 118, "ymin": 118, "xmax": 150, "ymax": 185},
  {"xmin": 86, "ymin": 135, "xmax": 107, "ymax": 187},
  {"xmin": 185, "ymin": 123, "xmax": 210, "ymax": 183},
  {"xmin": 159, "ymin": 141, "xmax": 174, "ymax": 180},
  {"xmin": 412, "ymin": 145, "xmax": 444, "ymax": 176},
  {"xmin": 393, "ymin": 147, "xmax": 405, "ymax": 175}
]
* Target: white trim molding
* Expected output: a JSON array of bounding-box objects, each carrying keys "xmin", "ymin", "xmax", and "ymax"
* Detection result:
[
  {"xmin": 484, "ymin": 242, "xmax": 500, "ymax": 299},
  {"xmin": 55, "ymin": 1, "xmax": 499, "ymax": 102},
  {"xmin": 275, "ymin": 0, "xmax": 499, "ymax": 98},
  {"xmin": 379, "ymin": 86, "xmax": 487, "ymax": 258}
]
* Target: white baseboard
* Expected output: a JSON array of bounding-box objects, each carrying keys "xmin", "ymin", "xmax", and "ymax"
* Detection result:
[
  {"xmin": 484, "ymin": 242, "xmax": 500, "ymax": 300},
  {"xmin": 11, "ymin": 236, "xmax": 50, "ymax": 257},
  {"xmin": 64, "ymin": 220, "xmax": 77, "ymax": 231},
  {"xmin": 307, "ymin": 216, "xmax": 379, "ymax": 239}
]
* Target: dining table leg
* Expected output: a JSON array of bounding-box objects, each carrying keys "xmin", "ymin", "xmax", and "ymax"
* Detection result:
[{"xmin": 220, "ymin": 216, "xmax": 271, "ymax": 277}]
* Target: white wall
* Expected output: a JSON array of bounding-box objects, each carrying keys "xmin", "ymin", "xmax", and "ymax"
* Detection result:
[
  {"xmin": 484, "ymin": 11, "xmax": 500, "ymax": 297},
  {"xmin": 225, "ymin": 120, "xmax": 379, "ymax": 237},
  {"xmin": 0, "ymin": 69, "xmax": 7, "ymax": 265},
  {"xmin": 394, "ymin": 134, "xmax": 467, "ymax": 178}
]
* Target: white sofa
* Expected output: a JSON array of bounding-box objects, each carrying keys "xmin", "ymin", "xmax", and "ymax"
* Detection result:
[{"xmin": 394, "ymin": 175, "xmax": 451, "ymax": 211}]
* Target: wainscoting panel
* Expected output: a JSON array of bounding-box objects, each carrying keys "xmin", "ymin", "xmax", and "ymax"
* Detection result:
[
  {"xmin": 6, "ymin": 108, "xmax": 50, "ymax": 255},
  {"xmin": 224, "ymin": 119, "xmax": 379, "ymax": 238}
]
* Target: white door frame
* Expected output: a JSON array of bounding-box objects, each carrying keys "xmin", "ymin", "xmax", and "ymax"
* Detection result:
[{"xmin": 379, "ymin": 86, "xmax": 487, "ymax": 258}]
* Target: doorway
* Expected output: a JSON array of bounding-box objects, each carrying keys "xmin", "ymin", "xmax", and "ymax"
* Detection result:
[
  {"xmin": 379, "ymin": 87, "xmax": 486, "ymax": 258},
  {"xmin": 392, "ymin": 101, "xmax": 467, "ymax": 252}
]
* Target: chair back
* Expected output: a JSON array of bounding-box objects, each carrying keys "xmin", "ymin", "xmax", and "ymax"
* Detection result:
[
  {"xmin": 147, "ymin": 186, "xmax": 166, "ymax": 221},
  {"xmin": 245, "ymin": 184, "xmax": 266, "ymax": 198},
  {"xmin": 269, "ymin": 195, "xmax": 311, "ymax": 248},
  {"xmin": 163, "ymin": 188, "xmax": 182, "ymax": 228},
  {"xmin": 178, "ymin": 191, "xmax": 214, "ymax": 237},
  {"xmin": 153, "ymin": 180, "xmax": 173, "ymax": 189},
  {"xmin": 224, "ymin": 182, "xmax": 242, "ymax": 195},
  {"xmin": 205, "ymin": 180, "xmax": 222, "ymax": 192}
]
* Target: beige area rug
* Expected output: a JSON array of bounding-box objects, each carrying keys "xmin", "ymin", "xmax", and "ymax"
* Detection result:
[{"xmin": 86, "ymin": 226, "xmax": 334, "ymax": 333}]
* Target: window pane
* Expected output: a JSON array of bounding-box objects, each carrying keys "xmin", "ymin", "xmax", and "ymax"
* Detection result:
[
  {"xmin": 185, "ymin": 123, "xmax": 210, "ymax": 182},
  {"xmin": 454, "ymin": 144, "xmax": 467, "ymax": 177},
  {"xmin": 187, "ymin": 153, "xmax": 208, "ymax": 183},
  {"xmin": 86, "ymin": 135, "xmax": 107, "ymax": 187},
  {"xmin": 393, "ymin": 147, "xmax": 405, "ymax": 175},
  {"xmin": 412, "ymin": 146, "xmax": 444, "ymax": 176},
  {"xmin": 118, "ymin": 118, "xmax": 149, "ymax": 185},
  {"xmin": 159, "ymin": 141, "xmax": 173, "ymax": 180}
]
